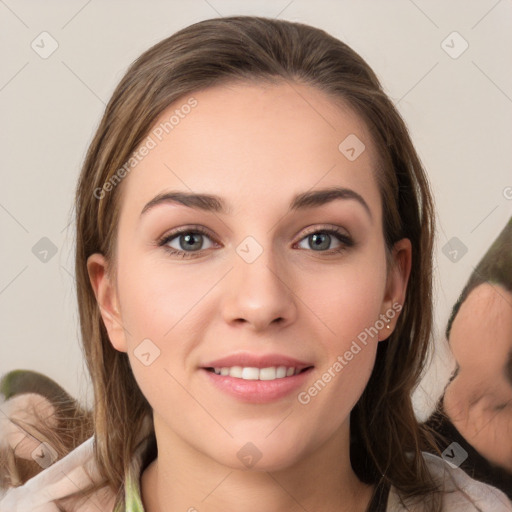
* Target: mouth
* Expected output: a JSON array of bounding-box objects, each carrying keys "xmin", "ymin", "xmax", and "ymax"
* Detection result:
[
  {"xmin": 200, "ymin": 353, "xmax": 314, "ymax": 402},
  {"xmin": 204, "ymin": 365, "xmax": 313, "ymax": 381},
  {"xmin": 200, "ymin": 357, "xmax": 314, "ymax": 403}
]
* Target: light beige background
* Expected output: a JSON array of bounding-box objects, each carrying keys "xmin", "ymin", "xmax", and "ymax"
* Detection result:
[{"xmin": 1, "ymin": 0, "xmax": 511, "ymax": 421}]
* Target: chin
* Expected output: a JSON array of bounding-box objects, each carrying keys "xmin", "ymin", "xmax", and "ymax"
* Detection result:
[{"xmin": 206, "ymin": 434, "xmax": 313, "ymax": 473}]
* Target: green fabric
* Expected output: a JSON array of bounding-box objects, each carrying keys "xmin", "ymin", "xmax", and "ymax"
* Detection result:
[
  {"xmin": 0, "ymin": 368, "xmax": 72, "ymax": 404},
  {"xmin": 113, "ymin": 435, "xmax": 153, "ymax": 511}
]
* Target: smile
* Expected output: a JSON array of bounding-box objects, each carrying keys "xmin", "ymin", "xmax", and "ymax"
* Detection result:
[{"xmin": 206, "ymin": 366, "xmax": 308, "ymax": 380}]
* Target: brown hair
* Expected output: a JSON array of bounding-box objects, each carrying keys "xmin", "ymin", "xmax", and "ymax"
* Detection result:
[{"xmin": 6, "ymin": 16, "xmax": 445, "ymax": 510}]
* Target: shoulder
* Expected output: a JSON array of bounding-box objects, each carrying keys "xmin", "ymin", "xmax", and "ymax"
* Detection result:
[
  {"xmin": 385, "ymin": 452, "xmax": 512, "ymax": 511},
  {"xmin": 0, "ymin": 436, "xmax": 117, "ymax": 512}
]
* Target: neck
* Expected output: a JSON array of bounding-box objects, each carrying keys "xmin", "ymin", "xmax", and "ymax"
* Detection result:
[{"xmin": 141, "ymin": 417, "xmax": 375, "ymax": 512}]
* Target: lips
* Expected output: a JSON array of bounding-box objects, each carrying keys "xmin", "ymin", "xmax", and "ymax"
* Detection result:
[
  {"xmin": 202, "ymin": 353, "xmax": 313, "ymax": 372},
  {"xmin": 200, "ymin": 353, "xmax": 314, "ymax": 403}
]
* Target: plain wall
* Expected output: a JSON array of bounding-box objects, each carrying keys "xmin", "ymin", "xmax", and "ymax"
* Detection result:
[{"xmin": 1, "ymin": 0, "xmax": 511, "ymax": 421}]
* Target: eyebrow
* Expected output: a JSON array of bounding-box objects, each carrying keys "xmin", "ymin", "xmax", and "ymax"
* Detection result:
[{"xmin": 140, "ymin": 186, "xmax": 372, "ymax": 220}]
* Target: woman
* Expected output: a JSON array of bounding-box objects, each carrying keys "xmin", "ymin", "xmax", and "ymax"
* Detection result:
[{"xmin": 1, "ymin": 15, "xmax": 510, "ymax": 512}]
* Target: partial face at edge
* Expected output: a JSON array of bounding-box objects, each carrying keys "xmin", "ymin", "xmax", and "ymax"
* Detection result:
[
  {"xmin": 87, "ymin": 80, "xmax": 411, "ymax": 471},
  {"xmin": 449, "ymin": 282, "xmax": 512, "ymax": 383}
]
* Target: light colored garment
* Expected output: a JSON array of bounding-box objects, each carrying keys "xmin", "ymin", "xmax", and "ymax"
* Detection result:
[
  {"xmin": 0, "ymin": 435, "xmax": 117, "ymax": 511},
  {"xmin": 1, "ymin": 434, "xmax": 511, "ymax": 511}
]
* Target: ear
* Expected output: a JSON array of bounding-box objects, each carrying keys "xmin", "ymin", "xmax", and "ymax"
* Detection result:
[
  {"xmin": 86, "ymin": 253, "xmax": 128, "ymax": 353},
  {"xmin": 378, "ymin": 238, "xmax": 412, "ymax": 341}
]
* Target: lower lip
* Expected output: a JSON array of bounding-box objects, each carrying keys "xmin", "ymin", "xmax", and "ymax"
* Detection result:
[{"xmin": 201, "ymin": 368, "xmax": 313, "ymax": 403}]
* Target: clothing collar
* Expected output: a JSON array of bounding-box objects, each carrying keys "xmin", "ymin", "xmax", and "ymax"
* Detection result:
[{"xmin": 113, "ymin": 435, "xmax": 156, "ymax": 512}]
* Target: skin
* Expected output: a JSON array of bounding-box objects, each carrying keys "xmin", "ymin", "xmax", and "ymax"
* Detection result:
[
  {"xmin": 87, "ymin": 81, "xmax": 411, "ymax": 512},
  {"xmin": 444, "ymin": 282, "xmax": 512, "ymax": 473}
]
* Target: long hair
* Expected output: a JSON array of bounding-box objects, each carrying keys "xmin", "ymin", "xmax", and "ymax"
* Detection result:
[{"xmin": 6, "ymin": 16, "xmax": 443, "ymax": 510}]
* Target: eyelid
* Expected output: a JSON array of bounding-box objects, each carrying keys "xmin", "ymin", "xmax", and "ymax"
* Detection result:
[{"xmin": 299, "ymin": 224, "xmax": 350, "ymax": 238}]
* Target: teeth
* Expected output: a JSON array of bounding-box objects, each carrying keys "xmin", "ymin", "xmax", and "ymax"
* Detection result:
[
  {"xmin": 212, "ymin": 366, "xmax": 301, "ymax": 380},
  {"xmin": 260, "ymin": 367, "xmax": 276, "ymax": 380},
  {"xmin": 242, "ymin": 367, "xmax": 260, "ymax": 380},
  {"xmin": 276, "ymin": 366, "xmax": 287, "ymax": 378},
  {"xmin": 229, "ymin": 366, "xmax": 243, "ymax": 378}
]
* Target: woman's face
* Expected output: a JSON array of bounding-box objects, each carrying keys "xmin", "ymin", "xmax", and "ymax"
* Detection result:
[{"xmin": 88, "ymin": 81, "xmax": 410, "ymax": 471}]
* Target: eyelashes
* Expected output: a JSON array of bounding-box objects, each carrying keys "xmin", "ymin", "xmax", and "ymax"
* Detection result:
[
  {"xmin": 157, "ymin": 225, "xmax": 354, "ymax": 259},
  {"xmin": 158, "ymin": 226, "xmax": 217, "ymax": 258}
]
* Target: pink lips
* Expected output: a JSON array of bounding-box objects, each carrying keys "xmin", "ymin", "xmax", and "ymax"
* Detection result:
[
  {"xmin": 202, "ymin": 353, "xmax": 313, "ymax": 371},
  {"xmin": 200, "ymin": 352, "xmax": 314, "ymax": 404}
]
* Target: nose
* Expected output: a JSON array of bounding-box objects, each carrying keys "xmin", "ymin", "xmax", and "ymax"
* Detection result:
[{"xmin": 221, "ymin": 247, "xmax": 298, "ymax": 332}]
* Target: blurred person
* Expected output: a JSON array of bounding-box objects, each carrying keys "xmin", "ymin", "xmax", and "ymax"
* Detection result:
[{"xmin": 426, "ymin": 217, "xmax": 512, "ymax": 499}]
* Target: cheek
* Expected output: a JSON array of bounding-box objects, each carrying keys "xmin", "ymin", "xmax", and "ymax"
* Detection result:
[
  {"xmin": 306, "ymin": 273, "xmax": 383, "ymax": 382},
  {"xmin": 116, "ymin": 256, "xmax": 211, "ymax": 340},
  {"xmin": 304, "ymin": 257, "xmax": 387, "ymax": 344},
  {"xmin": 114, "ymin": 258, "xmax": 218, "ymax": 402},
  {"xmin": 321, "ymin": 283, "xmax": 383, "ymax": 339},
  {"xmin": 296, "ymin": 254, "xmax": 386, "ymax": 399}
]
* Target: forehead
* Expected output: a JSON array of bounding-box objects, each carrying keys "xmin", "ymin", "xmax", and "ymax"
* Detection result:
[
  {"xmin": 119, "ymin": 80, "xmax": 381, "ymax": 220},
  {"xmin": 452, "ymin": 283, "xmax": 512, "ymax": 339}
]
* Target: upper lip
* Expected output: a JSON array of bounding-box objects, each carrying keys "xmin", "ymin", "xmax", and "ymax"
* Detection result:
[{"xmin": 202, "ymin": 353, "xmax": 314, "ymax": 371}]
